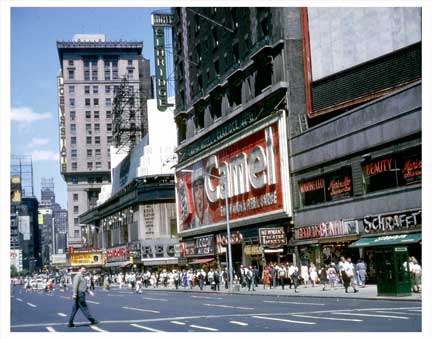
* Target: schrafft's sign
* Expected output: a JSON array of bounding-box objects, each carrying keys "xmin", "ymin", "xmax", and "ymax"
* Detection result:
[
  {"xmin": 176, "ymin": 121, "xmax": 287, "ymax": 232},
  {"xmin": 259, "ymin": 227, "xmax": 287, "ymax": 248},
  {"xmin": 152, "ymin": 13, "xmax": 173, "ymax": 111},
  {"xmin": 295, "ymin": 220, "xmax": 359, "ymax": 240},
  {"xmin": 364, "ymin": 210, "xmax": 421, "ymax": 234}
]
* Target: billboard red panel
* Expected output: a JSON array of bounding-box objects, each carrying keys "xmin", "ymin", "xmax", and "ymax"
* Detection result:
[{"xmin": 176, "ymin": 122, "xmax": 284, "ymax": 232}]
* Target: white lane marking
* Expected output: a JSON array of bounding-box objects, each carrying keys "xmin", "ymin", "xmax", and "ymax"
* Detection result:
[
  {"xmin": 171, "ymin": 321, "xmax": 186, "ymax": 325},
  {"xmin": 406, "ymin": 309, "xmax": 422, "ymax": 312},
  {"xmin": 122, "ymin": 306, "xmax": 160, "ymax": 313},
  {"xmin": 108, "ymin": 294, "xmax": 125, "ymax": 297},
  {"xmin": 16, "ymin": 298, "xmax": 23, "ymax": 302},
  {"xmin": 90, "ymin": 325, "xmax": 107, "ymax": 332},
  {"xmin": 332, "ymin": 312, "xmax": 409, "ymax": 319},
  {"xmin": 375, "ymin": 310, "xmax": 418, "ymax": 316},
  {"xmin": 57, "ymin": 313, "xmax": 67, "ymax": 317},
  {"xmin": 119, "ymin": 291, "xmax": 134, "ymax": 294},
  {"xmin": 147, "ymin": 292, "xmax": 169, "ymax": 296},
  {"xmin": 86, "ymin": 301, "xmax": 100, "ymax": 304},
  {"xmin": 142, "ymin": 297, "xmax": 168, "ymax": 301},
  {"xmin": 203, "ymin": 303, "xmax": 254, "ymax": 310},
  {"xmin": 190, "ymin": 325, "xmax": 218, "ymax": 331},
  {"xmin": 60, "ymin": 296, "xmax": 71, "ymax": 300},
  {"xmin": 192, "ymin": 295, "xmax": 223, "ymax": 300},
  {"xmin": 230, "ymin": 321, "xmax": 248, "ymax": 326},
  {"xmin": 253, "ymin": 315, "xmax": 315, "ymax": 325},
  {"xmin": 27, "ymin": 302, "xmax": 37, "ymax": 308},
  {"xmin": 46, "ymin": 327, "xmax": 56, "ymax": 332},
  {"xmin": 130, "ymin": 323, "xmax": 164, "ymax": 332},
  {"xmin": 292, "ymin": 314, "xmax": 363, "ymax": 322},
  {"xmin": 264, "ymin": 300, "xmax": 325, "ymax": 306}
]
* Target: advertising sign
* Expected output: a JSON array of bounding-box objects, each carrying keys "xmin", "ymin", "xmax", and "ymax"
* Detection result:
[
  {"xmin": 176, "ymin": 121, "xmax": 288, "ymax": 232},
  {"xmin": 51, "ymin": 254, "xmax": 67, "ymax": 265},
  {"xmin": 11, "ymin": 250, "xmax": 23, "ymax": 272},
  {"xmin": 18, "ymin": 216, "xmax": 30, "ymax": 241},
  {"xmin": 363, "ymin": 209, "xmax": 421, "ymax": 234},
  {"xmin": 259, "ymin": 227, "xmax": 287, "ymax": 248},
  {"xmin": 194, "ymin": 235, "xmax": 214, "ymax": 256},
  {"xmin": 70, "ymin": 251, "xmax": 102, "ymax": 266},
  {"xmin": 11, "ymin": 215, "xmax": 19, "ymax": 246},
  {"xmin": 106, "ymin": 245, "xmax": 129, "ymax": 263},
  {"xmin": 295, "ymin": 220, "xmax": 359, "ymax": 240},
  {"xmin": 141, "ymin": 239, "xmax": 177, "ymax": 259}
]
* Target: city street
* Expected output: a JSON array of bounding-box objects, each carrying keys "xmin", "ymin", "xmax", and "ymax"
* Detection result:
[{"xmin": 11, "ymin": 285, "xmax": 421, "ymax": 332}]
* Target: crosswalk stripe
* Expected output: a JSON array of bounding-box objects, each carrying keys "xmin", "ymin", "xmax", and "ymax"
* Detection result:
[
  {"xmin": 332, "ymin": 312, "xmax": 409, "ymax": 319},
  {"xmin": 203, "ymin": 303, "xmax": 254, "ymax": 310},
  {"xmin": 264, "ymin": 300, "xmax": 325, "ymax": 306},
  {"xmin": 230, "ymin": 321, "xmax": 248, "ymax": 326},
  {"xmin": 122, "ymin": 306, "xmax": 160, "ymax": 313},
  {"xmin": 16, "ymin": 298, "xmax": 23, "ymax": 302},
  {"xmin": 90, "ymin": 325, "xmax": 107, "ymax": 332},
  {"xmin": 292, "ymin": 314, "xmax": 363, "ymax": 322},
  {"xmin": 192, "ymin": 295, "xmax": 222, "ymax": 300},
  {"xmin": 27, "ymin": 303, "xmax": 37, "ymax": 308},
  {"xmin": 86, "ymin": 301, "xmax": 100, "ymax": 304},
  {"xmin": 190, "ymin": 325, "xmax": 218, "ymax": 331},
  {"xmin": 46, "ymin": 327, "xmax": 56, "ymax": 332},
  {"xmin": 253, "ymin": 315, "xmax": 315, "ymax": 325},
  {"xmin": 406, "ymin": 309, "xmax": 422, "ymax": 312},
  {"xmin": 375, "ymin": 310, "xmax": 419, "ymax": 316},
  {"xmin": 171, "ymin": 321, "xmax": 186, "ymax": 325},
  {"xmin": 142, "ymin": 297, "xmax": 168, "ymax": 301},
  {"xmin": 130, "ymin": 323, "xmax": 164, "ymax": 332},
  {"xmin": 57, "ymin": 313, "xmax": 67, "ymax": 317}
]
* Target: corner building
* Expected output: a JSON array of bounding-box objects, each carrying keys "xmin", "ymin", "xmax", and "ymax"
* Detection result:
[
  {"xmin": 173, "ymin": 8, "xmax": 422, "ymax": 279},
  {"xmin": 57, "ymin": 34, "xmax": 152, "ymax": 248}
]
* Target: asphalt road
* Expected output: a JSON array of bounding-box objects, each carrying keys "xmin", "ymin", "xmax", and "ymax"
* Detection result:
[{"xmin": 11, "ymin": 285, "xmax": 421, "ymax": 332}]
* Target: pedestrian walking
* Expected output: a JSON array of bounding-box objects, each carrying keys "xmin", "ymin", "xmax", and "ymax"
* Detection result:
[
  {"xmin": 262, "ymin": 266, "xmax": 271, "ymax": 289},
  {"xmin": 309, "ymin": 263, "xmax": 318, "ymax": 287},
  {"xmin": 327, "ymin": 263, "xmax": 338, "ymax": 290},
  {"xmin": 269, "ymin": 265, "xmax": 277, "ymax": 288},
  {"xmin": 68, "ymin": 267, "xmax": 98, "ymax": 327},
  {"xmin": 411, "ymin": 261, "xmax": 422, "ymax": 293},
  {"xmin": 278, "ymin": 264, "xmax": 287, "ymax": 290},
  {"xmin": 290, "ymin": 264, "xmax": 300, "ymax": 293},
  {"xmin": 318, "ymin": 265, "xmax": 328, "ymax": 291},
  {"xmin": 213, "ymin": 269, "xmax": 221, "ymax": 291},
  {"xmin": 340, "ymin": 257, "xmax": 358, "ymax": 293},
  {"xmin": 355, "ymin": 259, "xmax": 367, "ymax": 287},
  {"xmin": 301, "ymin": 263, "xmax": 309, "ymax": 287}
]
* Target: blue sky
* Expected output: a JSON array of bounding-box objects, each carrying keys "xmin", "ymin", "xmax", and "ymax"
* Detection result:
[{"xmin": 11, "ymin": 7, "xmax": 169, "ymax": 208}]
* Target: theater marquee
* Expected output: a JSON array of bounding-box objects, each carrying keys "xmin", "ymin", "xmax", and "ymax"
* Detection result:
[{"xmin": 176, "ymin": 112, "xmax": 291, "ymax": 233}]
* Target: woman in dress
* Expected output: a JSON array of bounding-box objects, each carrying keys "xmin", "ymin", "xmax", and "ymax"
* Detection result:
[
  {"xmin": 301, "ymin": 264, "xmax": 309, "ymax": 287},
  {"xmin": 327, "ymin": 263, "xmax": 338, "ymax": 290},
  {"xmin": 262, "ymin": 266, "xmax": 271, "ymax": 289},
  {"xmin": 318, "ymin": 265, "xmax": 328, "ymax": 291},
  {"xmin": 309, "ymin": 263, "xmax": 318, "ymax": 287}
]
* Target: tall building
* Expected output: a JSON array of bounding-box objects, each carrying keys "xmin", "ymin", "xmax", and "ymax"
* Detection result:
[
  {"xmin": 57, "ymin": 34, "xmax": 152, "ymax": 248},
  {"xmin": 172, "ymin": 8, "xmax": 421, "ymax": 278}
]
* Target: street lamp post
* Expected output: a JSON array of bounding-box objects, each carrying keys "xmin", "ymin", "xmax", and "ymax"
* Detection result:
[{"xmin": 180, "ymin": 169, "xmax": 233, "ymax": 290}]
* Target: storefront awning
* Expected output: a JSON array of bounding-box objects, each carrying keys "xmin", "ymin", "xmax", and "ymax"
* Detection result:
[
  {"xmin": 263, "ymin": 249, "xmax": 283, "ymax": 253},
  {"xmin": 142, "ymin": 257, "xmax": 178, "ymax": 266},
  {"xmin": 349, "ymin": 233, "xmax": 421, "ymax": 248},
  {"xmin": 189, "ymin": 258, "xmax": 215, "ymax": 265},
  {"xmin": 104, "ymin": 261, "xmax": 130, "ymax": 268}
]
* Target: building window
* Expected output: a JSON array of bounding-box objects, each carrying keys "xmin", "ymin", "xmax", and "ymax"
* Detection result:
[
  {"xmin": 68, "ymin": 60, "xmax": 74, "ymax": 66},
  {"xmin": 107, "ymin": 148, "xmax": 111, "ymax": 157},
  {"xmin": 92, "ymin": 70, "xmax": 98, "ymax": 81},
  {"xmin": 68, "ymin": 70, "xmax": 75, "ymax": 80},
  {"xmin": 86, "ymin": 111, "xmax": 91, "ymax": 120},
  {"xmin": 71, "ymin": 149, "xmax": 77, "ymax": 159},
  {"xmin": 88, "ymin": 177, "xmax": 95, "ymax": 184},
  {"xmin": 69, "ymin": 86, "xmax": 75, "ymax": 95},
  {"xmin": 108, "ymin": 161, "xmax": 111, "ymax": 169},
  {"xmin": 107, "ymin": 136, "xmax": 113, "ymax": 144},
  {"xmin": 86, "ymin": 123, "xmax": 91, "ymax": 131},
  {"xmin": 106, "ymin": 111, "xmax": 112, "ymax": 119},
  {"xmin": 87, "ymin": 136, "xmax": 92, "ymax": 144},
  {"xmin": 73, "ymin": 193, "xmax": 78, "ymax": 201},
  {"xmin": 71, "ymin": 136, "xmax": 76, "ymax": 145},
  {"xmin": 70, "ymin": 124, "xmax": 76, "ymax": 134},
  {"xmin": 87, "ymin": 162, "xmax": 93, "ymax": 170},
  {"xmin": 85, "ymin": 98, "xmax": 91, "ymax": 106},
  {"xmin": 95, "ymin": 136, "xmax": 100, "ymax": 144},
  {"xmin": 74, "ymin": 218, "xmax": 79, "ymax": 227},
  {"xmin": 69, "ymin": 98, "xmax": 75, "ymax": 107},
  {"xmin": 93, "ymin": 98, "xmax": 99, "ymax": 106},
  {"xmin": 70, "ymin": 111, "xmax": 76, "ymax": 120},
  {"xmin": 85, "ymin": 86, "xmax": 90, "ymax": 94},
  {"xmin": 93, "ymin": 85, "xmax": 98, "ymax": 94},
  {"xmin": 72, "ymin": 162, "xmax": 77, "ymax": 171},
  {"xmin": 128, "ymin": 59, "xmax": 133, "ymax": 66},
  {"xmin": 95, "ymin": 149, "xmax": 101, "ymax": 158},
  {"xmin": 73, "ymin": 206, "xmax": 79, "ymax": 214},
  {"xmin": 104, "ymin": 70, "xmax": 110, "ymax": 80},
  {"xmin": 105, "ymin": 98, "xmax": 112, "ymax": 106},
  {"xmin": 105, "ymin": 85, "xmax": 110, "ymax": 94},
  {"xmin": 94, "ymin": 111, "xmax": 100, "ymax": 119},
  {"xmin": 84, "ymin": 70, "xmax": 90, "ymax": 81},
  {"xmin": 72, "ymin": 176, "xmax": 78, "ymax": 184},
  {"xmin": 128, "ymin": 69, "xmax": 134, "ymax": 79},
  {"xmin": 112, "ymin": 70, "xmax": 118, "ymax": 79},
  {"xmin": 87, "ymin": 149, "xmax": 93, "ymax": 158},
  {"xmin": 95, "ymin": 123, "xmax": 100, "ymax": 133},
  {"xmin": 96, "ymin": 162, "xmax": 102, "ymax": 169},
  {"xmin": 107, "ymin": 123, "xmax": 112, "ymax": 132}
]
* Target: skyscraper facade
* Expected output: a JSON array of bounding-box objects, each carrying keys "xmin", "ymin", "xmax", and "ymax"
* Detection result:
[{"xmin": 57, "ymin": 34, "xmax": 152, "ymax": 248}]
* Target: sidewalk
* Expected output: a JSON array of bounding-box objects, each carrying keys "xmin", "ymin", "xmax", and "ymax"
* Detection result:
[{"xmin": 110, "ymin": 283, "xmax": 422, "ymax": 302}]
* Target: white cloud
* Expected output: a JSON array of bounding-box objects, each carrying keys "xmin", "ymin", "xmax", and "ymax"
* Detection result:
[
  {"xmin": 31, "ymin": 150, "xmax": 59, "ymax": 162},
  {"xmin": 11, "ymin": 107, "xmax": 52, "ymax": 123},
  {"xmin": 29, "ymin": 137, "xmax": 50, "ymax": 148}
]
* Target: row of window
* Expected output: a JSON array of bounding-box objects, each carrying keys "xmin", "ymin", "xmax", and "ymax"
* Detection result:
[
  {"xmin": 70, "ymin": 110, "xmax": 112, "ymax": 120},
  {"xmin": 69, "ymin": 176, "xmax": 105, "ymax": 185},
  {"xmin": 70, "ymin": 148, "xmax": 110, "ymax": 158},
  {"xmin": 68, "ymin": 58, "xmax": 133, "ymax": 68},
  {"xmin": 68, "ymin": 85, "xmax": 127, "ymax": 95},
  {"xmin": 70, "ymin": 161, "xmax": 110, "ymax": 171},
  {"xmin": 69, "ymin": 123, "xmax": 112, "ymax": 134},
  {"xmin": 68, "ymin": 68, "xmax": 134, "ymax": 81},
  {"xmin": 69, "ymin": 135, "xmax": 113, "ymax": 145}
]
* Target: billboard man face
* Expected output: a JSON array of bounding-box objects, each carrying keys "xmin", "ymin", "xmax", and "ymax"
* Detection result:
[{"xmin": 193, "ymin": 177, "xmax": 205, "ymax": 223}]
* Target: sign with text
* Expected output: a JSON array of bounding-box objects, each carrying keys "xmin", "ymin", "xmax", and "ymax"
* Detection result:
[
  {"xmin": 176, "ymin": 121, "xmax": 287, "ymax": 232},
  {"xmin": 363, "ymin": 209, "xmax": 421, "ymax": 234},
  {"xmin": 141, "ymin": 239, "xmax": 177, "ymax": 259},
  {"xmin": 295, "ymin": 220, "xmax": 359, "ymax": 240},
  {"xmin": 194, "ymin": 235, "xmax": 214, "ymax": 256},
  {"xmin": 259, "ymin": 227, "xmax": 287, "ymax": 248},
  {"xmin": 70, "ymin": 251, "xmax": 102, "ymax": 266}
]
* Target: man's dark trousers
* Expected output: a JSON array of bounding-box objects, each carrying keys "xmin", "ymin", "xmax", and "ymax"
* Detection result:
[{"xmin": 68, "ymin": 292, "xmax": 95, "ymax": 325}]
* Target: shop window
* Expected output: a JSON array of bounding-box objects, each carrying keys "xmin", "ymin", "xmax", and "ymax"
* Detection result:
[
  {"xmin": 300, "ymin": 166, "xmax": 353, "ymax": 206},
  {"xmin": 362, "ymin": 147, "xmax": 421, "ymax": 193}
]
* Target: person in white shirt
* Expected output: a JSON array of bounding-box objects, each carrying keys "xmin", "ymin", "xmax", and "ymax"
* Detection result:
[
  {"xmin": 411, "ymin": 260, "xmax": 422, "ymax": 293},
  {"xmin": 340, "ymin": 257, "xmax": 358, "ymax": 293}
]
